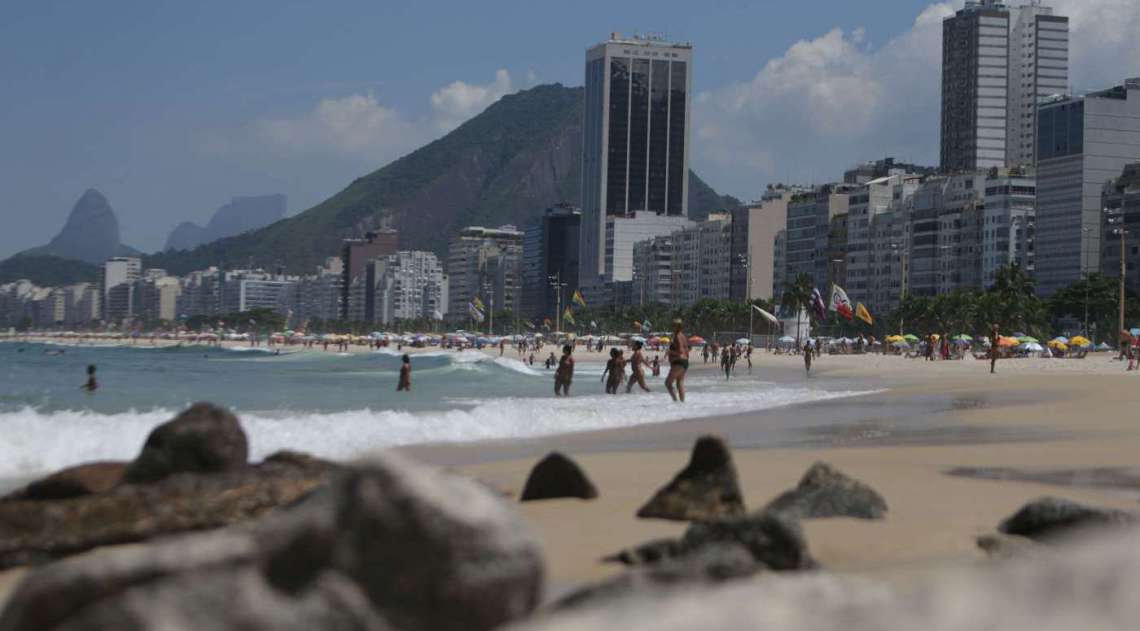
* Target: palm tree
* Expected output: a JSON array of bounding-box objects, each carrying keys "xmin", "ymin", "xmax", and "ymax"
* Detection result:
[{"xmin": 781, "ymin": 273, "xmax": 815, "ymax": 343}]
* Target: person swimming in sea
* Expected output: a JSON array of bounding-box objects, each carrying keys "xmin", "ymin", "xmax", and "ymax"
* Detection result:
[
  {"xmin": 554, "ymin": 344, "xmax": 574, "ymax": 397},
  {"xmin": 397, "ymin": 354, "xmax": 412, "ymax": 392},
  {"xmin": 81, "ymin": 364, "xmax": 98, "ymax": 392}
]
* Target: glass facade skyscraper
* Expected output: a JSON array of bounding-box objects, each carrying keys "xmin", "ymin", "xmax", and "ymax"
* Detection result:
[{"xmin": 580, "ymin": 34, "xmax": 693, "ymax": 283}]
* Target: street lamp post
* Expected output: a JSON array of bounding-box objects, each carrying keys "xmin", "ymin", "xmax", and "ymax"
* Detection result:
[
  {"xmin": 548, "ymin": 272, "xmax": 567, "ymax": 334},
  {"xmin": 1081, "ymin": 227, "xmax": 1092, "ymax": 337},
  {"xmin": 890, "ymin": 242, "xmax": 910, "ymax": 335},
  {"xmin": 1108, "ymin": 212, "xmax": 1129, "ymax": 348},
  {"xmin": 737, "ymin": 253, "xmax": 753, "ymax": 344}
]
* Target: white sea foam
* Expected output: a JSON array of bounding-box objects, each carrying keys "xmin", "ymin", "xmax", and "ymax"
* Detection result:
[{"xmin": 0, "ymin": 386, "xmax": 878, "ymax": 479}]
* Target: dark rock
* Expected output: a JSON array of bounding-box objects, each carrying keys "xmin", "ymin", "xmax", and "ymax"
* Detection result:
[
  {"xmin": 636, "ymin": 435, "xmax": 745, "ymax": 522},
  {"xmin": 555, "ymin": 543, "xmax": 758, "ymax": 611},
  {"xmin": 520, "ymin": 452, "xmax": 598, "ymax": 501},
  {"xmin": 124, "ymin": 402, "xmax": 249, "ymax": 484},
  {"xmin": 0, "ymin": 456, "xmax": 337, "ymax": 569},
  {"xmin": 260, "ymin": 450, "xmax": 544, "ymax": 631},
  {"xmin": 682, "ymin": 513, "xmax": 815, "ymax": 571},
  {"xmin": 602, "ymin": 538, "xmax": 685, "ymax": 566},
  {"xmin": 2, "ymin": 462, "xmax": 125, "ymax": 502},
  {"xmin": 998, "ymin": 496, "xmax": 1137, "ymax": 541},
  {"xmin": 976, "ymin": 533, "xmax": 1042, "ymax": 559},
  {"xmin": 763, "ymin": 461, "xmax": 888, "ymax": 520},
  {"xmin": 0, "ymin": 531, "xmax": 389, "ymax": 631}
]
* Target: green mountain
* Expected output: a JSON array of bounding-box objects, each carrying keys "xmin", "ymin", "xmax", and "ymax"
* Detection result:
[
  {"xmin": 145, "ymin": 84, "xmax": 741, "ymax": 275},
  {"xmin": 0, "ymin": 255, "xmax": 100, "ymax": 286}
]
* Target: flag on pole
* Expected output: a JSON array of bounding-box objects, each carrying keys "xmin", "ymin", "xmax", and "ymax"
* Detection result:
[
  {"xmin": 855, "ymin": 302, "xmax": 874, "ymax": 326},
  {"xmin": 472, "ymin": 296, "xmax": 486, "ymax": 312},
  {"xmin": 829, "ymin": 284, "xmax": 854, "ymax": 321},
  {"xmin": 810, "ymin": 288, "xmax": 827, "ymax": 321},
  {"xmin": 563, "ymin": 306, "xmax": 576, "ymax": 326},
  {"xmin": 468, "ymin": 302, "xmax": 485, "ymax": 323},
  {"xmin": 524, "ymin": 320, "xmax": 536, "ymax": 330},
  {"xmin": 572, "ymin": 290, "xmax": 587, "ymax": 307},
  {"xmin": 752, "ymin": 304, "xmax": 780, "ymax": 326}
]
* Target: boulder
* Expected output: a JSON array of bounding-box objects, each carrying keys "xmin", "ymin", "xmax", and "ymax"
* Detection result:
[
  {"xmin": 998, "ymin": 496, "xmax": 1137, "ymax": 542},
  {"xmin": 0, "ymin": 532, "xmax": 389, "ymax": 631},
  {"xmin": 976, "ymin": 533, "xmax": 1042, "ymax": 560},
  {"xmin": 555, "ymin": 543, "xmax": 759, "ymax": 611},
  {"xmin": 520, "ymin": 452, "xmax": 598, "ymax": 501},
  {"xmin": 763, "ymin": 462, "xmax": 887, "ymax": 520},
  {"xmin": 260, "ymin": 450, "xmax": 545, "ymax": 631},
  {"xmin": 0, "ymin": 452, "xmax": 337, "ymax": 569},
  {"xmin": 2, "ymin": 462, "xmax": 126, "ymax": 502},
  {"xmin": 123, "ymin": 402, "xmax": 249, "ymax": 484},
  {"xmin": 603, "ymin": 538, "xmax": 686, "ymax": 566},
  {"xmin": 636, "ymin": 436, "xmax": 745, "ymax": 522},
  {"xmin": 682, "ymin": 513, "xmax": 815, "ymax": 571}
]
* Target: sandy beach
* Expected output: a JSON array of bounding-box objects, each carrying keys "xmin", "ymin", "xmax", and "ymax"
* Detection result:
[{"xmin": 406, "ymin": 351, "xmax": 1140, "ymax": 588}]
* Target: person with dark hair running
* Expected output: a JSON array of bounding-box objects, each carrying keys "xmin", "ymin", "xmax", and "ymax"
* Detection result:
[
  {"xmin": 626, "ymin": 341, "xmax": 651, "ymax": 393},
  {"xmin": 665, "ymin": 319, "xmax": 690, "ymax": 402},
  {"xmin": 397, "ymin": 354, "xmax": 412, "ymax": 392},
  {"xmin": 81, "ymin": 364, "xmax": 98, "ymax": 393},
  {"xmin": 554, "ymin": 344, "xmax": 574, "ymax": 397}
]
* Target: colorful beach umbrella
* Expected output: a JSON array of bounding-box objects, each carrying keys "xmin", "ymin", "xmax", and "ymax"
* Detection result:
[
  {"xmin": 1070, "ymin": 336, "xmax": 1092, "ymax": 348},
  {"xmin": 688, "ymin": 335, "xmax": 706, "ymax": 346},
  {"xmin": 998, "ymin": 336, "xmax": 1020, "ymax": 348},
  {"xmin": 1017, "ymin": 336, "xmax": 1039, "ymax": 344},
  {"xmin": 902, "ymin": 334, "xmax": 920, "ymax": 343}
]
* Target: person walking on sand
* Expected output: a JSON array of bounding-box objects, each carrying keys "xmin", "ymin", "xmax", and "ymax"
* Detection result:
[
  {"xmin": 665, "ymin": 319, "xmax": 690, "ymax": 402},
  {"xmin": 81, "ymin": 364, "xmax": 98, "ymax": 393},
  {"xmin": 554, "ymin": 344, "xmax": 574, "ymax": 397},
  {"xmin": 626, "ymin": 341, "xmax": 651, "ymax": 393},
  {"xmin": 803, "ymin": 342, "xmax": 813, "ymax": 374},
  {"xmin": 397, "ymin": 354, "xmax": 412, "ymax": 392},
  {"xmin": 989, "ymin": 324, "xmax": 1000, "ymax": 374}
]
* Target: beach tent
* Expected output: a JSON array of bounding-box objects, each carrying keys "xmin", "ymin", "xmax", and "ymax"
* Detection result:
[{"xmin": 1070, "ymin": 336, "xmax": 1092, "ymax": 348}]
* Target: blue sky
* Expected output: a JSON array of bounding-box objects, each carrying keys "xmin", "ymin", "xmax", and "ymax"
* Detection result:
[{"xmin": 1, "ymin": 0, "xmax": 1137, "ymax": 258}]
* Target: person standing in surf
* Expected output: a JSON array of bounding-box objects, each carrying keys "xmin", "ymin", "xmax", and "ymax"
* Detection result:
[
  {"xmin": 554, "ymin": 344, "xmax": 574, "ymax": 397},
  {"xmin": 626, "ymin": 341, "xmax": 651, "ymax": 393},
  {"xmin": 665, "ymin": 319, "xmax": 690, "ymax": 403},
  {"xmin": 397, "ymin": 354, "xmax": 412, "ymax": 392}
]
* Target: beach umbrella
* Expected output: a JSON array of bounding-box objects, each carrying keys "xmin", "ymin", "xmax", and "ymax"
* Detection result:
[
  {"xmin": 885, "ymin": 335, "xmax": 904, "ymax": 344},
  {"xmin": 1097, "ymin": 342, "xmax": 1113, "ymax": 351},
  {"xmin": 1020, "ymin": 342, "xmax": 1045, "ymax": 352},
  {"xmin": 1130, "ymin": 328, "xmax": 1140, "ymax": 337},
  {"xmin": 891, "ymin": 341, "xmax": 911, "ymax": 349},
  {"xmin": 1047, "ymin": 340, "xmax": 1068, "ymax": 351},
  {"xmin": 658, "ymin": 336, "xmax": 671, "ymax": 343},
  {"xmin": 953, "ymin": 334, "xmax": 973, "ymax": 342},
  {"xmin": 998, "ymin": 336, "xmax": 1020, "ymax": 348},
  {"xmin": 735, "ymin": 337, "xmax": 751, "ymax": 345},
  {"xmin": 1017, "ymin": 335, "xmax": 1039, "ymax": 344},
  {"xmin": 688, "ymin": 335, "xmax": 706, "ymax": 345},
  {"xmin": 630, "ymin": 335, "xmax": 647, "ymax": 343},
  {"xmin": 1051, "ymin": 336, "xmax": 1069, "ymax": 344},
  {"xmin": 902, "ymin": 334, "xmax": 920, "ymax": 343},
  {"xmin": 1012, "ymin": 332, "xmax": 1027, "ymax": 339},
  {"xmin": 778, "ymin": 335, "xmax": 796, "ymax": 344},
  {"xmin": 1070, "ymin": 336, "xmax": 1092, "ymax": 348}
]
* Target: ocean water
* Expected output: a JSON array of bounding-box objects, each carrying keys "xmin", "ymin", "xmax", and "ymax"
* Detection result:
[{"xmin": 0, "ymin": 341, "xmax": 874, "ymax": 478}]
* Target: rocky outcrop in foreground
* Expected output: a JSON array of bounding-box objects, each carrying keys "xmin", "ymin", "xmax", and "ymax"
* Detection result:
[
  {"xmin": 636, "ymin": 436, "xmax": 745, "ymax": 522},
  {"xmin": 763, "ymin": 461, "xmax": 888, "ymax": 520},
  {"xmin": 0, "ymin": 449, "xmax": 544, "ymax": 631},
  {"xmin": 0, "ymin": 403, "xmax": 334, "ymax": 568},
  {"xmin": 520, "ymin": 452, "xmax": 598, "ymax": 502}
]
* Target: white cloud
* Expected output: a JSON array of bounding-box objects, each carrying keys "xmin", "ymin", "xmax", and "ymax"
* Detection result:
[
  {"xmin": 430, "ymin": 69, "xmax": 513, "ymax": 132},
  {"xmin": 202, "ymin": 70, "xmax": 518, "ymax": 167},
  {"xmin": 694, "ymin": 0, "xmax": 1140, "ymax": 199}
]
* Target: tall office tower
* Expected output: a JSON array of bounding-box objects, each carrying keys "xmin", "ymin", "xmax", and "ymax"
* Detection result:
[
  {"xmin": 1035, "ymin": 80, "xmax": 1140, "ymax": 296},
  {"xmin": 941, "ymin": 0, "xmax": 1010, "ymax": 172},
  {"xmin": 339, "ymin": 229, "xmax": 398, "ymax": 320},
  {"xmin": 1006, "ymin": 2, "xmax": 1068, "ymax": 168},
  {"xmin": 580, "ymin": 33, "xmax": 693, "ymax": 283},
  {"xmin": 521, "ymin": 205, "xmax": 581, "ymax": 321}
]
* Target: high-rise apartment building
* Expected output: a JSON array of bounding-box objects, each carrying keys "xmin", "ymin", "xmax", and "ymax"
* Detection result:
[
  {"xmin": 1006, "ymin": 2, "xmax": 1069, "ymax": 168},
  {"xmin": 102, "ymin": 256, "xmax": 141, "ymax": 322},
  {"xmin": 446, "ymin": 225, "xmax": 523, "ymax": 321},
  {"xmin": 521, "ymin": 205, "xmax": 581, "ymax": 321},
  {"xmin": 1035, "ymin": 79, "xmax": 1140, "ymax": 295},
  {"xmin": 1101, "ymin": 163, "xmax": 1140, "ymax": 295},
  {"xmin": 941, "ymin": 0, "xmax": 1011, "ymax": 172},
  {"xmin": 339, "ymin": 230, "xmax": 398, "ymax": 320},
  {"xmin": 580, "ymin": 33, "xmax": 693, "ymax": 284},
  {"xmin": 370, "ymin": 251, "xmax": 446, "ymax": 325},
  {"xmin": 730, "ymin": 186, "xmax": 807, "ymax": 303}
]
